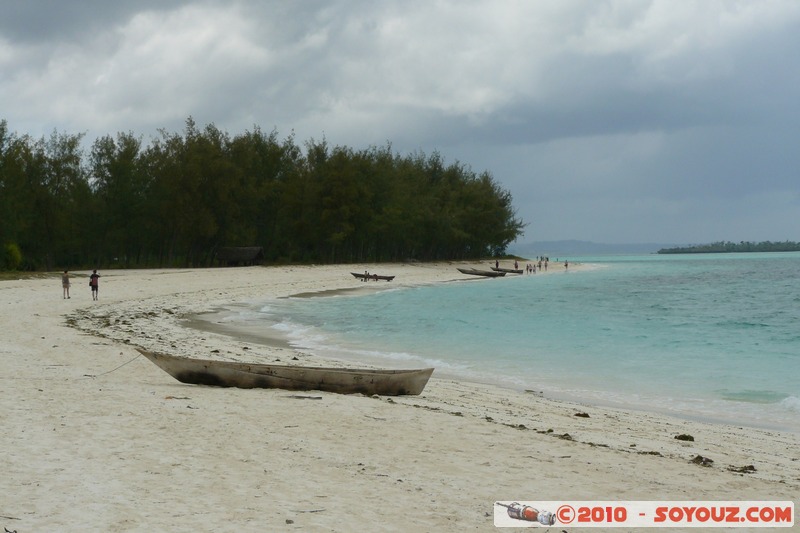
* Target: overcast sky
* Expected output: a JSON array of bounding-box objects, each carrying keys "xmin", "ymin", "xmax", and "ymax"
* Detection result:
[{"xmin": 2, "ymin": 0, "xmax": 799, "ymax": 245}]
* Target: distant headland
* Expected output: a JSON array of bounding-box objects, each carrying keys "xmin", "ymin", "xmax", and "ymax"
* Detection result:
[
  {"xmin": 509, "ymin": 239, "xmax": 800, "ymax": 256},
  {"xmin": 657, "ymin": 241, "xmax": 800, "ymax": 254}
]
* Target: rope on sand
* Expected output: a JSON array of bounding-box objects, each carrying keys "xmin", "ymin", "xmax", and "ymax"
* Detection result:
[{"xmin": 83, "ymin": 352, "xmax": 142, "ymax": 378}]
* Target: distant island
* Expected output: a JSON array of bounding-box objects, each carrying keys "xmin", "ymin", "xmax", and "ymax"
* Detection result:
[
  {"xmin": 511, "ymin": 240, "xmax": 667, "ymax": 256},
  {"xmin": 657, "ymin": 241, "xmax": 800, "ymax": 254}
]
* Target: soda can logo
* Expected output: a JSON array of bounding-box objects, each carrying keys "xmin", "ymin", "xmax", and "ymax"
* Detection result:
[{"xmin": 496, "ymin": 502, "xmax": 556, "ymax": 526}]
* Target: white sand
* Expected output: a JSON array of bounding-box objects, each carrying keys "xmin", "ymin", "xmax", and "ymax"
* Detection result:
[{"xmin": 1, "ymin": 263, "xmax": 797, "ymax": 532}]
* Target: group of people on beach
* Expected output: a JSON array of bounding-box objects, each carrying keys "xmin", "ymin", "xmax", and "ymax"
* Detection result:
[
  {"xmin": 526, "ymin": 256, "xmax": 550, "ymax": 274},
  {"xmin": 61, "ymin": 270, "xmax": 100, "ymax": 300},
  {"xmin": 504, "ymin": 256, "xmax": 568, "ymax": 274},
  {"xmin": 494, "ymin": 257, "xmax": 563, "ymax": 275}
]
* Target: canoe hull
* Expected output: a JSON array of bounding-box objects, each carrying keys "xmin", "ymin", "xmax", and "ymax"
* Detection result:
[
  {"xmin": 136, "ymin": 348, "xmax": 433, "ymax": 395},
  {"xmin": 457, "ymin": 267, "xmax": 506, "ymax": 277},
  {"xmin": 351, "ymin": 272, "xmax": 395, "ymax": 281},
  {"xmin": 490, "ymin": 267, "xmax": 523, "ymax": 274}
]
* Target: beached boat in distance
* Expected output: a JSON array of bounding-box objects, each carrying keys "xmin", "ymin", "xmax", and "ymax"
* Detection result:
[
  {"xmin": 491, "ymin": 267, "xmax": 524, "ymax": 274},
  {"xmin": 351, "ymin": 272, "xmax": 395, "ymax": 281},
  {"xmin": 135, "ymin": 348, "xmax": 433, "ymax": 395},
  {"xmin": 457, "ymin": 267, "xmax": 506, "ymax": 278}
]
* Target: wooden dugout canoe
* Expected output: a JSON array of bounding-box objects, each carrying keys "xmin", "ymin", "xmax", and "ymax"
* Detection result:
[
  {"xmin": 490, "ymin": 267, "xmax": 524, "ymax": 274},
  {"xmin": 136, "ymin": 348, "xmax": 433, "ymax": 396},
  {"xmin": 456, "ymin": 267, "xmax": 506, "ymax": 278},
  {"xmin": 351, "ymin": 272, "xmax": 395, "ymax": 281}
]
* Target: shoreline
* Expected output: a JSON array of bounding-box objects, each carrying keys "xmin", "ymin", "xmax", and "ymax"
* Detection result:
[
  {"xmin": 3, "ymin": 263, "xmax": 798, "ymax": 531},
  {"xmin": 186, "ymin": 270, "xmax": 800, "ymax": 435},
  {"xmin": 189, "ymin": 316, "xmax": 798, "ymax": 436}
]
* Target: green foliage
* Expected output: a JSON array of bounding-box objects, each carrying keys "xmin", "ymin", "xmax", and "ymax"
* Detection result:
[
  {"xmin": 658, "ymin": 241, "xmax": 800, "ymax": 254},
  {"xmin": 2, "ymin": 242, "xmax": 23, "ymax": 270},
  {"xmin": 0, "ymin": 117, "xmax": 526, "ymax": 269}
]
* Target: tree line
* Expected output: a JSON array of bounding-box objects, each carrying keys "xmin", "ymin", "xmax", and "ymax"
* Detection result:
[
  {"xmin": 658, "ymin": 241, "xmax": 800, "ymax": 254},
  {"xmin": 0, "ymin": 118, "xmax": 525, "ymax": 270}
]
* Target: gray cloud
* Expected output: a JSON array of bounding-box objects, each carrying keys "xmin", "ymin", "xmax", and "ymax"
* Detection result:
[
  {"xmin": 0, "ymin": 1, "xmax": 188, "ymax": 42},
  {"xmin": 2, "ymin": 0, "xmax": 799, "ymax": 244}
]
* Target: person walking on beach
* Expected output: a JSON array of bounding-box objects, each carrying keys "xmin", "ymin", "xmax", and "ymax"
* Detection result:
[
  {"xmin": 62, "ymin": 270, "xmax": 71, "ymax": 299},
  {"xmin": 89, "ymin": 269, "xmax": 100, "ymax": 300}
]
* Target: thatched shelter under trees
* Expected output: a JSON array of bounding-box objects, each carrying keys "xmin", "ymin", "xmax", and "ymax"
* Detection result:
[{"xmin": 216, "ymin": 247, "xmax": 264, "ymax": 266}]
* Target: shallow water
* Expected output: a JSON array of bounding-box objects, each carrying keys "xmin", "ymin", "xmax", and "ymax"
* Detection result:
[{"xmin": 222, "ymin": 253, "xmax": 800, "ymax": 432}]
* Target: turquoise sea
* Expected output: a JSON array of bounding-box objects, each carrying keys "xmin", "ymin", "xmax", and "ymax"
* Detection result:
[{"xmin": 224, "ymin": 253, "xmax": 800, "ymax": 432}]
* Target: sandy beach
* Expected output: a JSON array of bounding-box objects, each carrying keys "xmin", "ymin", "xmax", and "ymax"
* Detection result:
[{"xmin": 2, "ymin": 263, "xmax": 797, "ymax": 532}]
